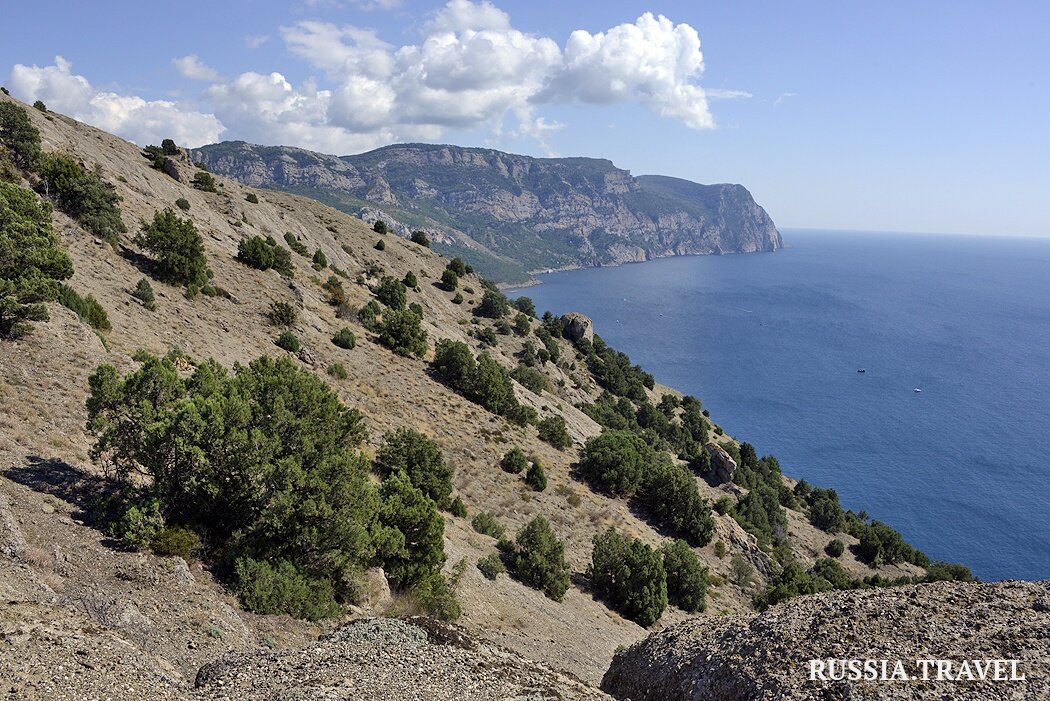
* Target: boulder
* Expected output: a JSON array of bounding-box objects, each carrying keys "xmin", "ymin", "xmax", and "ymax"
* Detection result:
[
  {"xmin": 561, "ymin": 312, "xmax": 594, "ymax": 343},
  {"xmin": 705, "ymin": 442, "xmax": 737, "ymax": 484},
  {"xmin": 601, "ymin": 580, "xmax": 1050, "ymax": 701}
]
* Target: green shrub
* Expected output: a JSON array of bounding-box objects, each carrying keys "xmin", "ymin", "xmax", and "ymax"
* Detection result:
[
  {"xmin": 0, "ymin": 183, "xmax": 74, "ymax": 337},
  {"xmin": 513, "ymin": 297, "xmax": 536, "ymax": 317},
  {"xmin": 850, "ymin": 519, "xmax": 928, "ymax": 567},
  {"xmin": 403, "ymin": 271, "xmax": 418, "ymax": 288},
  {"xmin": 826, "ymin": 539, "xmax": 845, "ymax": 557},
  {"xmin": 132, "ymin": 277, "xmax": 156, "ymax": 310},
  {"xmin": 134, "ymin": 209, "xmax": 209, "ymax": 287},
  {"xmin": 58, "ymin": 284, "xmax": 111, "ymax": 331},
  {"xmin": 500, "ymin": 448, "xmax": 529, "ymax": 474},
  {"xmin": 312, "ymin": 248, "xmax": 327, "ymax": 270},
  {"xmin": 713, "ymin": 496, "xmax": 733, "ymax": 515},
  {"xmin": 477, "ymin": 553, "xmax": 505, "ymax": 580},
  {"xmin": 431, "ymin": 339, "xmax": 535, "ymax": 424},
  {"xmin": 537, "ymin": 416, "xmax": 571, "ymax": 449},
  {"xmin": 441, "ymin": 268, "xmax": 458, "ymax": 291},
  {"xmin": 151, "ymin": 526, "xmax": 202, "ymax": 558},
  {"xmin": 732, "ymin": 484, "xmax": 788, "ymax": 548},
  {"xmin": 590, "ymin": 528, "xmax": 667, "ymax": 626},
  {"xmin": 374, "ymin": 239, "xmax": 386, "ymax": 251},
  {"xmin": 284, "ymin": 232, "xmax": 309, "ymax": 256},
  {"xmin": 174, "ymin": 197, "xmax": 190, "ymax": 211},
  {"xmin": 509, "ymin": 516, "xmax": 570, "ymax": 601},
  {"xmin": 641, "ymin": 461, "xmax": 715, "ymax": 547},
  {"xmin": 410, "ymin": 230, "xmax": 429, "ymax": 247},
  {"xmin": 332, "ymin": 327, "xmax": 356, "ymax": 349},
  {"xmin": 275, "ymin": 331, "xmax": 300, "ymax": 352},
  {"xmin": 714, "ymin": 540, "xmax": 727, "ymax": 558},
  {"xmin": 191, "ymin": 171, "xmax": 217, "ymax": 192},
  {"xmin": 451, "ymin": 292, "xmax": 464, "ymax": 304},
  {"xmin": 375, "ymin": 276, "xmax": 407, "ymax": 310},
  {"xmin": 32, "ymin": 100, "xmax": 47, "ymax": 112},
  {"xmin": 359, "ymin": 300, "xmax": 381, "ymax": 331},
  {"xmin": 377, "ymin": 470, "xmax": 446, "ymax": 588},
  {"xmin": 446, "ymin": 257, "xmax": 471, "ymax": 276},
  {"xmin": 579, "ymin": 429, "xmax": 655, "ymax": 497},
  {"xmin": 525, "ymin": 459, "xmax": 547, "ymax": 491},
  {"xmin": 471, "ymin": 512, "xmax": 506, "ymax": 540},
  {"xmin": 234, "ymin": 557, "xmax": 341, "ymax": 620},
  {"xmin": 475, "ymin": 289, "xmax": 509, "ymax": 318},
  {"xmin": 378, "ymin": 308, "xmax": 427, "ymax": 358},
  {"xmin": 322, "ymin": 275, "xmax": 346, "ymax": 306},
  {"xmin": 268, "ymin": 300, "xmax": 298, "ymax": 327},
  {"xmin": 39, "ymin": 153, "xmax": 127, "ymax": 245},
  {"xmin": 374, "ymin": 428, "xmax": 452, "ymax": 509},
  {"xmin": 373, "ymin": 220, "xmax": 387, "ymax": 234},
  {"xmin": 113, "ymin": 500, "xmax": 164, "ymax": 550},
  {"xmin": 511, "ymin": 364, "xmax": 548, "ymax": 394},
  {"xmin": 328, "ymin": 363, "xmax": 348, "ymax": 379},
  {"xmin": 513, "ymin": 313, "xmax": 531, "ymax": 336},
  {"xmin": 411, "ymin": 570, "xmax": 460, "ymax": 621},
  {"xmin": 245, "ymin": 193, "xmax": 259, "ymax": 204},
  {"xmin": 922, "ymin": 561, "xmax": 974, "ymax": 582},
  {"xmin": 449, "ymin": 495, "xmax": 467, "ymax": 517},
  {"xmin": 661, "ymin": 539, "xmax": 708, "ymax": 613},
  {"xmin": 87, "ymin": 353, "xmax": 399, "ymax": 610},
  {"xmin": 0, "ymin": 102, "xmax": 42, "ymax": 169}
]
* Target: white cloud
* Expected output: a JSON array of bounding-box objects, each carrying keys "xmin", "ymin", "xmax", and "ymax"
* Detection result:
[
  {"xmin": 540, "ymin": 12, "xmax": 713, "ymax": 129},
  {"xmin": 8, "ymin": 57, "xmax": 224, "ymax": 147},
  {"xmin": 244, "ymin": 34, "xmax": 271, "ymax": 50},
  {"xmin": 774, "ymin": 92, "xmax": 797, "ymax": 107},
  {"xmin": 5, "ymin": 4, "xmax": 729, "ymax": 155},
  {"xmin": 173, "ymin": 55, "xmax": 223, "ymax": 82},
  {"xmin": 706, "ymin": 88, "xmax": 752, "ymax": 101}
]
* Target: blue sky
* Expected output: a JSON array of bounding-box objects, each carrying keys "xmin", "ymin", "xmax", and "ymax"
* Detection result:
[{"xmin": 2, "ymin": 1, "xmax": 1047, "ymax": 236}]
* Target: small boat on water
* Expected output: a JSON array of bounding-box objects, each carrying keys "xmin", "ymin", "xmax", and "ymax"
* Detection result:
[
  {"xmin": 914, "ymin": 388, "xmax": 922, "ymax": 393},
  {"xmin": 857, "ymin": 369, "xmax": 866, "ymax": 373}
]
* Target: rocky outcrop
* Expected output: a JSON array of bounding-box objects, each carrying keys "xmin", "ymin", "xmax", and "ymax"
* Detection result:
[
  {"xmin": 197, "ymin": 617, "xmax": 610, "ymax": 701},
  {"xmin": 601, "ymin": 580, "xmax": 1050, "ymax": 701},
  {"xmin": 705, "ymin": 442, "xmax": 737, "ymax": 484},
  {"xmin": 191, "ymin": 141, "xmax": 782, "ymax": 282},
  {"xmin": 562, "ymin": 312, "xmax": 594, "ymax": 344}
]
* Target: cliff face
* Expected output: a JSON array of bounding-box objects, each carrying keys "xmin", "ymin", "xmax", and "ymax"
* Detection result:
[{"xmin": 191, "ymin": 141, "xmax": 782, "ymax": 282}]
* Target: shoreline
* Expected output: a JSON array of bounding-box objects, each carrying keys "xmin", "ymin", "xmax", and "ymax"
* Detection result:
[{"xmin": 499, "ymin": 247, "xmax": 782, "ymax": 291}]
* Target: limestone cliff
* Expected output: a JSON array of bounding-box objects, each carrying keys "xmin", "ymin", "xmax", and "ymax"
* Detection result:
[{"xmin": 191, "ymin": 141, "xmax": 782, "ymax": 282}]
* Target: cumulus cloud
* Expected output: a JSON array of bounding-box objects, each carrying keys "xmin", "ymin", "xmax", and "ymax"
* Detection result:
[
  {"xmin": 5, "ymin": 3, "xmax": 737, "ymax": 155},
  {"xmin": 8, "ymin": 57, "xmax": 224, "ymax": 147},
  {"xmin": 539, "ymin": 12, "xmax": 712, "ymax": 129},
  {"xmin": 173, "ymin": 55, "xmax": 223, "ymax": 82}
]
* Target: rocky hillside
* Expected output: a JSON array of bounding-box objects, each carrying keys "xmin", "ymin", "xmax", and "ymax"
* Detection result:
[
  {"xmin": 0, "ymin": 95, "xmax": 1006, "ymax": 700},
  {"xmin": 602, "ymin": 579, "xmax": 1050, "ymax": 700},
  {"xmin": 191, "ymin": 141, "xmax": 782, "ymax": 282}
]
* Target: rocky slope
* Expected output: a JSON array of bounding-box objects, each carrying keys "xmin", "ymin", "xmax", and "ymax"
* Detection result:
[
  {"xmin": 0, "ymin": 95, "xmax": 1027, "ymax": 701},
  {"xmin": 601, "ymin": 579, "xmax": 1050, "ymax": 701},
  {"xmin": 191, "ymin": 141, "xmax": 782, "ymax": 282}
]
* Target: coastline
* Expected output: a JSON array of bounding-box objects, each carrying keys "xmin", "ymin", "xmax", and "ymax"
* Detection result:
[{"xmin": 499, "ymin": 247, "xmax": 784, "ymax": 291}]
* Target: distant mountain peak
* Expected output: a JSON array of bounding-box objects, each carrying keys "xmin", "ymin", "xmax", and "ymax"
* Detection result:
[{"xmin": 193, "ymin": 141, "xmax": 781, "ymax": 282}]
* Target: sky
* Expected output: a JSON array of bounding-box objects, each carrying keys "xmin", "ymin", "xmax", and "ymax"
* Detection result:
[{"xmin": 2, "ymin": 1, "xmax": 1048, "ymax": 237}]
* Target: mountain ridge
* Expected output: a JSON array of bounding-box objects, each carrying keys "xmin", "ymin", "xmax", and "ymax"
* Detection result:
[{"xmin": 191, "ymin": 140, "xmax": 782, "ymax": 282}]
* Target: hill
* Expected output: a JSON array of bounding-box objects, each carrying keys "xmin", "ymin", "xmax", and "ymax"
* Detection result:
[
  {"xmin": 0, "ymin": 94, "xmax": 982, "ymax": 698},
  {"xmin": 190, "ymin": 141, "xmax": 782, "ymax": 283}
]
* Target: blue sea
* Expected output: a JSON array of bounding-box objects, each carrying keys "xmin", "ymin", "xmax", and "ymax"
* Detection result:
[{"xmin": 507, "ymin": 229, "xmax": 1050, "ymax": 581}]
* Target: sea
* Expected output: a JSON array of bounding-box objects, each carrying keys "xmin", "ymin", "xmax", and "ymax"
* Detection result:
[{"xmin": 506, "ymin": 229, "xmax": 1050, "ymax": 582}]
